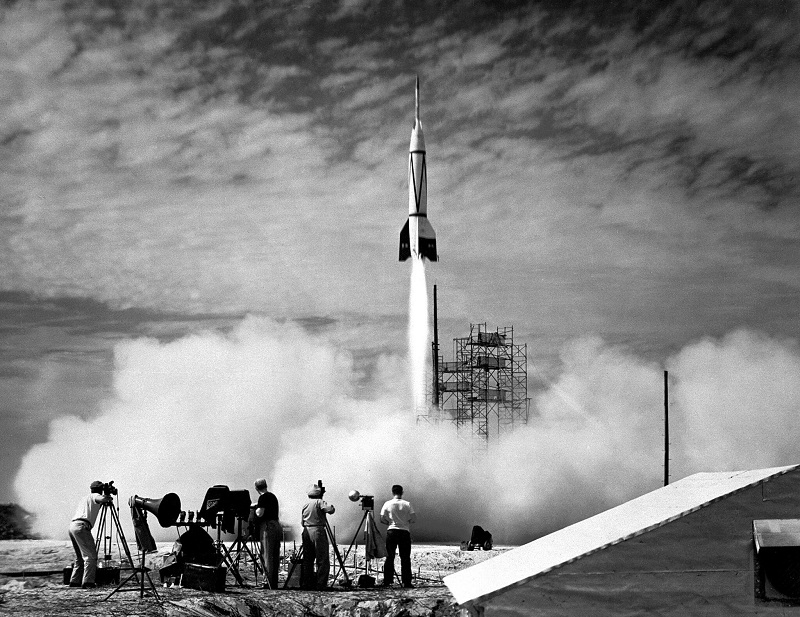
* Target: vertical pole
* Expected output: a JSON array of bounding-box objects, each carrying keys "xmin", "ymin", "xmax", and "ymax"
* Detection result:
[
  {"xmin": 664, "ymin": 370, "xmax": 669, "ymax": 486},
  {"xmin": 433, "ymin": 284, "xmax": 439, "ymax": 409}
]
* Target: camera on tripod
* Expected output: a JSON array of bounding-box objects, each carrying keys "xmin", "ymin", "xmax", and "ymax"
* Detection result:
[
  {"xmin": 348, "ymin": 490, "xmax": 374, "ymax": 511},
  {"xmin": 101, "ymin": 481, "xmax": 118, "ymax": 496}
]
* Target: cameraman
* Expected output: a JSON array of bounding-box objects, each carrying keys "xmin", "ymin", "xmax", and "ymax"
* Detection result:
[
  {"xmin": 68, "ymin": 481, "xmax": 113, "ymax": 588},
  {"xmin": 301, "ymin": 483, "xmax": 335, "ymax": 590}
]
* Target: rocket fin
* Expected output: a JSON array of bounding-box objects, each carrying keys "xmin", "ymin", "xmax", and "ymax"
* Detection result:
[
  {"xmin": 419, "ymin": 238, "xmax": 438, "ymax": 262},
  {"xmin": 399, "ymin": 219, "xmax": 411, "ymax": 261},
  {"xmin": 417, "ymin": 217, "xmax": 438, "ymax": 262}
]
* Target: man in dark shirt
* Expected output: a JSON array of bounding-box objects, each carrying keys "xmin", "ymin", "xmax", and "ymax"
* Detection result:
[{"xmin": 253, "ymin": 478, "xmax": 281, "ymax": 589}]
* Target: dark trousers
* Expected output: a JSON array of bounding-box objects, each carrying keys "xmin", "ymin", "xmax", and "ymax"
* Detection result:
[
  {"xmin": 260, "ymin": 520, "xmax": 282, "ymax": 589},
  {"xmin": 301, "ymin": 526, "xmax": 329, "ymax": 590},
  {"xmin": 383, "ymin": 528, "xmax": 412, "ymax": 586}
]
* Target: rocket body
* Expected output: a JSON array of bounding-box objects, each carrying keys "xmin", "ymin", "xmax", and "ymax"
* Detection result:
[{"xmin": 399, "ymin": 77, "xmax": 438, "ymax": 262}]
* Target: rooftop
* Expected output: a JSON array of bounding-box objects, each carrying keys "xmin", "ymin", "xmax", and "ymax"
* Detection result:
[{"xmin": 444, "ymin": 465, "xmax": 800, "ymax": 606}]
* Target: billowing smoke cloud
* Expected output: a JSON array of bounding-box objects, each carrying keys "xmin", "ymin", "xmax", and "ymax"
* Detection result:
[
  {"xmin": 13, "ymin": 320, "xmax": 800, "ymax": 545},
  {"xmin": 668, "ymin": 330, "xmax": 800, "ymax": 480}
]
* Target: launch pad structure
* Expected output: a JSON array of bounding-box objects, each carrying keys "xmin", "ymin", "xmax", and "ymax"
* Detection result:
[
  {"xmin": 399, "ymin": 78, "xmax": 526, "ymax": 448},
  {"xmin": 421, "ymin": 323, "xmax": 530, "ymax": 450}
]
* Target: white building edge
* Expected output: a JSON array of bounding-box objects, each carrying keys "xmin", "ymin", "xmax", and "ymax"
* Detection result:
[{"xmin": 444, "ymin": 464, "xmax": 800, "ymax": 616}]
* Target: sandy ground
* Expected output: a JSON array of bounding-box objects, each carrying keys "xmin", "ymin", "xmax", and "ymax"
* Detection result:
[{"xmin": 0, "ymin": 539, "xmax": 507, "ymax": 616}]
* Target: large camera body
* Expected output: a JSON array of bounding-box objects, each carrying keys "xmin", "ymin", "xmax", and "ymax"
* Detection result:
[
  {"xmin": 348, "ymin": 490, "xmax": 374, "ymax": 511},
  {"xmin": 102, "ymin": 481, "xmax": 118, "ymax": 496}
]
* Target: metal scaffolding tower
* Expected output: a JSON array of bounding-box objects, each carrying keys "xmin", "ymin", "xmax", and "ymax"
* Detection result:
[{"xmin": 434, "ymin": 324, "xmax": 529, "ymax": 450}]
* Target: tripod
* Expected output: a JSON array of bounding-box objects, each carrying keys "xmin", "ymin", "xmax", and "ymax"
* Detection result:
[
  {"xmin": 213, "ymin": 512, "xmax": 246, "ymax": 586},
  {"xmin": 342, "ymin": 507, "xmax": 385, "ymax": 583},
  {"xmin": 284, "ymin": 520, "xmax": 351, "ymax": 589},
  {"xmin": 96, "ymin": 500, "xmax": 161, "ymax": 602},
  {"xmin": 229, "ymin": 515, "xmax": 267, "ymax": 586}
]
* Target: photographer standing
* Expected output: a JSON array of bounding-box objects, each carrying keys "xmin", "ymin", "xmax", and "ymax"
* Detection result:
[
  {"xmin": 380, "ymin": 484, "xmax": 416, "ymax": 588},
  {"xmin": 68, "ymin": 481, "xmax": 113, "ymax": 588},
  {"xmin": 301, "ymin": 483, "xmax": 335, "ymax": 590},
  {"xmin": 253, "ymin": 478, "xmax": 281, "ymax": 589}
]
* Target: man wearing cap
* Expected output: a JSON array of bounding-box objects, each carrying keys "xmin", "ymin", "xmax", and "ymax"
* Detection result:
[
  {"xmin": 68, "ymin": 481, "xmax": 113, "ymax": 588},
  {"xmin": 380, "ymin": 484, "xmax": 416, "ymax": 588},
  {"xmin": 301, "ymin": 483, "xmax": 335, "ymax": 590},
  {"xmin": 253, "ymin": 478, "xmax": 281, "ymax": 589}
]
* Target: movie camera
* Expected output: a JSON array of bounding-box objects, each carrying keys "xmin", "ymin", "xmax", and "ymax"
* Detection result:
[
  {"xmin": 195, "ymin": 485, "xmax": 258, "ymax": 587},
  {"xmin": 348, "ymin": 490, "xmax": 374, "ymax": 511},
  {"xmin": 198, "ymin": 485, "xmax": 251, "ymax": 533},
  {"xmin": 100, "ymin": 481, "xmax": 118, "ymax": 496}
]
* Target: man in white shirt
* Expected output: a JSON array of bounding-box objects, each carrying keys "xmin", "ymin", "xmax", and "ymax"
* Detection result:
[
  {"xmin": 68, "ymin": 481, "xmax": 113, "ymax": 588},
  {"xmin": 379, "ymin": 484, "xmax": 416, "ymax": 588}
]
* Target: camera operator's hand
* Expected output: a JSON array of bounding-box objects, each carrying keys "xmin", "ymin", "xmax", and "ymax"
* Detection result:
[{"xmin": 91, "ymin": 493, "xmax": 113, "ymax": 505}]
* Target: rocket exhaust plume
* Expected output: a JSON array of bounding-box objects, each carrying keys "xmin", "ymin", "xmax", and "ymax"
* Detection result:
[{"xmin": 409, "ymin": 257, "xmax": 429, "ymax": 413}]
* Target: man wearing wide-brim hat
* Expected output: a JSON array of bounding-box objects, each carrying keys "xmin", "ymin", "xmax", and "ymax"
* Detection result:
[{"xmin": 300, "ymin": 483, "xmax": 335, "ymax": 590}]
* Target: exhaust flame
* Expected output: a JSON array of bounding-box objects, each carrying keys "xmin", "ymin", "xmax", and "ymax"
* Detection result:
[{"xmin": 408, "ymin": 257, "xmax": 429, "ymax": 414}]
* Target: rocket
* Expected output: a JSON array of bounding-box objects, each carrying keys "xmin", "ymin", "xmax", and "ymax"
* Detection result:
[{"xmin": 399, "ymin": 76, "xmax": 438, "ymax": 262}]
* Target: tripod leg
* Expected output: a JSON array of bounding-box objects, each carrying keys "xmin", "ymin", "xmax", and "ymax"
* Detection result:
[
  {"xmin": 103, "ymin": 570, "xmax": 139, "ymax": 601},
  {"xmin": 282, "ymin": 544, "xmax": 302, "ymax": 589},
  {"xmin": 141, "ymin": 549, "xmax": 161, "ymax": 602},
  {"xmin": 325, "ymin": 520, "xmax": 351, "ymax": 588},
  {"xmin": 219, "ymin": 541, "xmax": 245, "ymax": 586},
  {"xmin": 94, "ymin": 507, "xmax": 106, "ymax": 558},
  {"xmin": 231, "ymin": 526, "xmax": 265, "ymax": 585},
  {"xmin": 342, "ymin": 510, "xmax": 369, "ymax": 565},
  {"xmin": 140, "ymin": 549, "xmax": 145, "ymax": 598},
  {"xmin": 109, "ymin": 505, "xmax": 139, "ymax": 582},
  {"xmin": 241, "ymin": 537, "xmax": 266, "ymax": 584},
  {"xmin": 102, "ymin": 505, "xmax": 162, "ymax": 604},
  {"xmin": 102, "ymin": 552, "xmax": 161, "ymax": 603}
]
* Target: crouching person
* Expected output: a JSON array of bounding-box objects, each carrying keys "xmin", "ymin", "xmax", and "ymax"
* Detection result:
[{"xmin": 68, "ymin": 481, "xmax": 113, "ymax": 588}]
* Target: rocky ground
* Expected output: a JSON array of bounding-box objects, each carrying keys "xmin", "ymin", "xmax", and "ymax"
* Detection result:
[{"xmin": 0, "ymin": 540, "xmax": 506, "ymax": 616}]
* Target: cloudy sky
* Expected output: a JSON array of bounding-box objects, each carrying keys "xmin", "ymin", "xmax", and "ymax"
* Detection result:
[{"xmin": 2, "ymin": 0, "xmax": 800, "ymax": 542}]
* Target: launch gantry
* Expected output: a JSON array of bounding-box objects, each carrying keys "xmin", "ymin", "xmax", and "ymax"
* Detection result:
[{"xmin": 430, "ymin": 324, "xmax": 530, "ymax": 450}]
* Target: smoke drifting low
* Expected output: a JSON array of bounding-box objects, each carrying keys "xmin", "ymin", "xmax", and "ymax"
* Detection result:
[{"xmin": 13, "ymin": 319, "xmax": 800, "ymax": 544}]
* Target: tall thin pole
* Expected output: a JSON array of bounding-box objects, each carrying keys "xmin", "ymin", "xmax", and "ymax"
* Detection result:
[
  {"xmin": 432, "ymin": 284, "xmax": 439, "ymax": 409},
  {"xmin": 664, "ymin": 370, "xmax": 669, "ymax": 486}
]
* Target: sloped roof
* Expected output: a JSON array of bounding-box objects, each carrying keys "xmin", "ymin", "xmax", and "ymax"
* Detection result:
[{"xmin": 444, "ymin": 464, "xmax": 800, "ymax": 607}]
